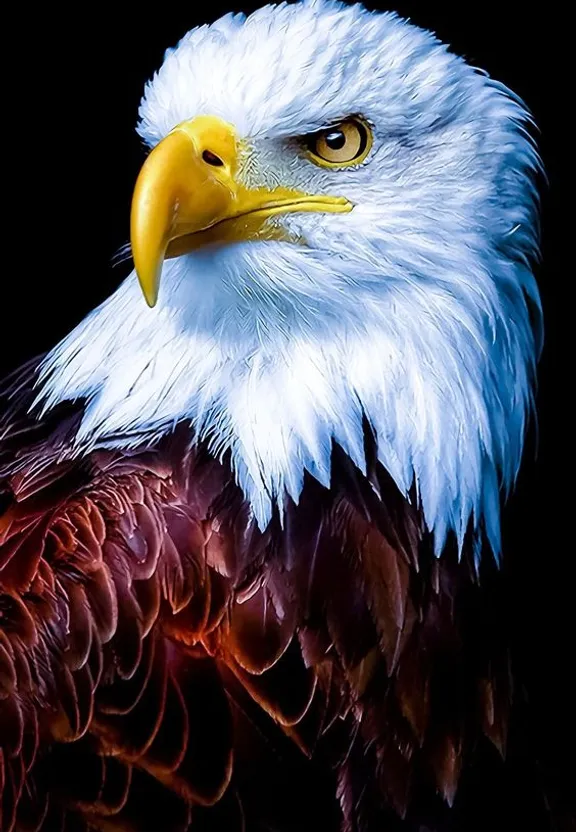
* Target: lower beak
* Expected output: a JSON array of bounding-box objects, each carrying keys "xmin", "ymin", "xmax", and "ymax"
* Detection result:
[{"xmin": 130, "ymin": 115, "xmax": 352, "ymax": 306}]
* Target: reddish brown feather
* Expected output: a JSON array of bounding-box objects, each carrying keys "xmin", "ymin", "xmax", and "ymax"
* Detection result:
[{"xmin": 0, "ymin": 393, "xmax": 526, "ymax": 831}]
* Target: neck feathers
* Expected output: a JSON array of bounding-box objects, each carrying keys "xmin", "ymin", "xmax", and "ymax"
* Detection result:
[{"xmin": 33, "ymin": 248, "xmax": 540, "ymax": 560}]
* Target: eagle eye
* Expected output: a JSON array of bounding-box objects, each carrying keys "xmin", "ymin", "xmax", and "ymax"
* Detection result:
[{"xmin": 305, "ymin": 117, "xmax": 373, "ymax": 167}]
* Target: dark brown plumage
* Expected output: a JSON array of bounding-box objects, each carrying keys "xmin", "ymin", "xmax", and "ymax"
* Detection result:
[{"xmin": 0, "ymin": 365, "xmax": 534, "ymax": 832}]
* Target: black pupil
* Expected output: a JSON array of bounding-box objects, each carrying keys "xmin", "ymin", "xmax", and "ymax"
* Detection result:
[{"xmin": 324, "ymin": 130, "xmax": 346, "ymax": 150}]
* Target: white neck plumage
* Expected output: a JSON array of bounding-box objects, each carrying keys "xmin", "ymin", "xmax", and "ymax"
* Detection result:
[{"xmin": 34, "ymin": 240, "xmax": 540, "ymax": 559}]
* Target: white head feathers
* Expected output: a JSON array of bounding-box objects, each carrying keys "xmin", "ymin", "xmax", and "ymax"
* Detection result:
[{"xmin": 36, "ymin": 0, "xmax": 542, "ymax": 557}]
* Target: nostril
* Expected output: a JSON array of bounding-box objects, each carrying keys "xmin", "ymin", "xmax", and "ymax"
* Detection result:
[{"xmin": 202, "ymin": 149, "xmax": 224, "ymax": 167}]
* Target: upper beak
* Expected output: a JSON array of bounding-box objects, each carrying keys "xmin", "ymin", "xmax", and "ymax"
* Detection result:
[{"xmin": 130, "ymin": 115, "xmax": 353, "ymax": 306}]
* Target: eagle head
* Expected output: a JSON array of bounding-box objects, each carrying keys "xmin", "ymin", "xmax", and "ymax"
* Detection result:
[{"xmin": 37, "ymin": 0, "xmax": 542, "ymax": 557}]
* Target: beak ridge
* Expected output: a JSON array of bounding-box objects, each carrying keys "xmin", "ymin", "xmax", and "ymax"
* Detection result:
[{"xmin": 130, "ymin": 116, "xmax": 238, "ymax": 307}]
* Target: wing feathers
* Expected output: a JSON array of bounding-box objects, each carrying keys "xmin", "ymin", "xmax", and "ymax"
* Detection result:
[{"xmin": 1, "ymin": 416, "xmax": 521, "ymax": 831}]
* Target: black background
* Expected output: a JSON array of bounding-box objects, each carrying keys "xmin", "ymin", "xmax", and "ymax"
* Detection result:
[{"xmin": 2, "ymin": 0, "xmax": 569, "ymax": 825}]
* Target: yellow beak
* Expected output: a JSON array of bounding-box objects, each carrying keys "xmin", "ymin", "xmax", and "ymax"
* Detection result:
[{"xmin": 130, "ymin": 115, "xmax": 353, "ymax": 306}]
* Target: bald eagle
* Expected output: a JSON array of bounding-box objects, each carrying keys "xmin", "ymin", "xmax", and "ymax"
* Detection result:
[{"xmin": 0, "ymin": 1, "xmax": 546, "ymax": 830}]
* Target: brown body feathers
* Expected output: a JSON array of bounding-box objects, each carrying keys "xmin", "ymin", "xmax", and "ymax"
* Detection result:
[{"xmin": 0, "ymin": 373, "xmax": 555, "ymax": 831}]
